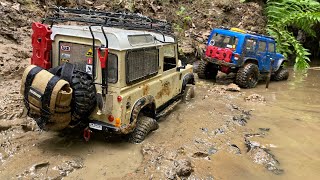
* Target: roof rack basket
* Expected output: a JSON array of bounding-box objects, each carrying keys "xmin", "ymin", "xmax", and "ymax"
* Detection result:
[{"xmin": 44, "ymin": 6, "xmax": 174, "ymax": 37}]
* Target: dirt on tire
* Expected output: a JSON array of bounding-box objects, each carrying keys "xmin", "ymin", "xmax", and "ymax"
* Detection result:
[
  {"xmin": 197, "ymin": 60, "xmax": 218, "ymax": 80},
  {"xmin": 182, "ymin": 84, "xmax": 195, "ymax": 102},
  {"xmin": 129, "ymin": 116, "xmax": 159, "ymax": 144},
  {"xmin": 71, "ymin": 71, "xmax": 96, "ymax": 120},
  {"xmin": 236, "ymin": 63, "xmax": 259, "ymax": 88},
  {"xmin": 272, "ymin": 67, "xmax": 289, "ymax": 81}
]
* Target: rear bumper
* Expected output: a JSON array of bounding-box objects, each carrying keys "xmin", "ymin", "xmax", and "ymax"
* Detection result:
[
  {"xmin": 203, "ymin": 57, "xmax": 237, "ymax": 68},
  {"xmin": 88, "ymin": 120, "xmax": 120, "ymax": 133}
]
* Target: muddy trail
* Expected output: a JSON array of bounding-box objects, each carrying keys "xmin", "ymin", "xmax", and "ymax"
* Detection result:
[
  {"xmin": 1, "ymin": 0, "xmax": 320, "ymax": 179},
  {"xmin": 0, "ymin": 69, "xmax": 320, "ymax": 179}
]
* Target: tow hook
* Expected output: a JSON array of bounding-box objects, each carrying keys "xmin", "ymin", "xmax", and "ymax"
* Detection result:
[{"xmin": 83, "ymin": 127, "xmax": 92, "ymax": 142}]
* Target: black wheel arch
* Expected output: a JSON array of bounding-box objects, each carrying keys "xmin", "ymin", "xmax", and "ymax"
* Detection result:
[
  {"xmin": 182, "ymin": 73, "xmax": 195, "ymax": 91},
  {"xmin": 243, "ymin": 58, "xmax": 259, "ymax": 67},
  {"xmin": 120, "ymin": 95, "xmax": 156, "ymax": 134}
]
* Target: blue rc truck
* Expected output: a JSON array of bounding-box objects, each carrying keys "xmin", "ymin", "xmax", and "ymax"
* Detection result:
[{"xmin": 198, "ymin": 27, "xmax": 289, "ymax": 88}]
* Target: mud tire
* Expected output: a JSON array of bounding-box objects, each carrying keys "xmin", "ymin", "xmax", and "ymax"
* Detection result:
[
  {"xmin": 236, "ymin": 63, "xmax": 259, "ymax": 88},
  {"xmin": 71, "ymin": 71, "xmax": 96, "ymax": 120},
  {"xmin": 197, "ymin": 60, "xmax": 218, "ymax": 80},
  {"xmin": 129, "ymin": 116, "xmax": 159, "ymax": 144},
  {"xmin": 272, "ymin": 67, "xmax": 289, "ymax": 81},
  {"xmin": 182, "ymin": 84, "xmax": 195, "ymax": 102}
]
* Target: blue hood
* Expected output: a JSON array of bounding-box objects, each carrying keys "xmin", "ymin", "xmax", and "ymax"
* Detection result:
[{"xmin": 276, "ymin": 53, "xmax": 284, "ymax": 59}]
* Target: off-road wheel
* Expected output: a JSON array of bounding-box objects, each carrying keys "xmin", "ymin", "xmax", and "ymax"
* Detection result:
[
  {"xmin": 182, "ymin": 84, "xmax": 195, "ymax": 102},
  {"xmin": 129, "ymin": 116, "xmax": 159, "ymax": 144},
  {"xmin": 236, "ymin": 63, "xmax": 259, "ymax": 88},
  {"xmin": 71, "ymin": 71, "xmax": 96, "ymax": 120},
  {"xmin": 197, "ymin": 60, "xmax": 218, "ymax": 80},
  {"xmin": 272, "ymin": 67, "xmax": 289, "ymax": 81}
]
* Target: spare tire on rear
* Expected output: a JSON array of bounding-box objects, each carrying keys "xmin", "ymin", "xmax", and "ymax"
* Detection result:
[
  {"xmin": 49, "ymin": 64, "xmax": 97, "ymax": 122},
  {"xmin": 70, "ymin": 70, "xmax": 97, "ymax": 120}
]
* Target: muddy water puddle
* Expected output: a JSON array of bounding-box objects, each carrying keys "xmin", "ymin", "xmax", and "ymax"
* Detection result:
[{"xmin": 243, "ymin": 69, "xmax": 320, "ymax": 180}]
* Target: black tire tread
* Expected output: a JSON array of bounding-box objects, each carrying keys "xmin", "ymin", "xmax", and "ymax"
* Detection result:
[
  {"xmin": 197, "ymin": 60, "xmax": 218, "ymax": 80},
  {"xmin": 236, "ymin": 63, "xmax": 259, "ymax": 88},
  {"xmin": 129, "ymin": 116, "xmax": 159, "ymax": 144},
  {"xmin": 182, "ymin": 85, "xmax": 195, "ymax": 102},
  {"xmin": 273, "ymin": 67, "xmax": 289, "ymax": 81},
  {"xmin": 71, "ymin": 71, "xmax": 96, "ymax": 120}
]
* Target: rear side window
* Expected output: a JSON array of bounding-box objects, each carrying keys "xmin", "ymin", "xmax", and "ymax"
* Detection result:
[
  {"xmin": 126, "ymin": 47, "xmax": 159, "ymax": 84},
  {"xmin": 245, "ymin": 39, "xmax": 257, "ymax": 52},
  {"xmin": 128, "ymin": 34, "xmax": 155, "ymax": 46},
  {"xmin": 108, "ymin": 54, "xmax": 118, "ymax": 83},
  {"xmin": 209, "ymin": 33, "xmax": 238, "ymax": 49},
  {"xmin": 268, "ymin": 43, "xmax": 275, "ymax": 53},
  {"xmin": 258, "ymin": 41, "xmax": 267, "ymax": 52}
]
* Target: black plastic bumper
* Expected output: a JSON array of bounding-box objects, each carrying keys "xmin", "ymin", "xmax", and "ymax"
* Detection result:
[
  {"xmin": 88, "ymin": 120, "xmax": 120, "ymax": 132},
  {"xmin": 203, "ymin": 57, "xmax": 237, "ymax": 68}
]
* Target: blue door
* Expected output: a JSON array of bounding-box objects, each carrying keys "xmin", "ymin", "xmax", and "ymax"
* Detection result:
[
  {"xmin": 267, "ymin": 42, "xmax": 277, "ymax": 71},
  {"xmin": 256, "ymin": 40, "xmax": 269, "ymax": 72}
]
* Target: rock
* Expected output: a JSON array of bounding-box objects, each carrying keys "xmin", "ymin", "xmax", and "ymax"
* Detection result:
[
  {"xmin": 95, "ymin": 4, "xmax": 106, "ymax": 10},
  {"xmin": 192, "ymin": 151, "xmax": 209, "ymax": 158},
  {"xmin": 232, "ymin": 114, "xmax": 249, "ymax": 126},
  {"xmin": 226, "ymin": 83, "xmax": 241, "ymax": 92},
  {"xmin": 245, "ymin": 94, "xmax": 266, "ymax": 102},
  {"xmin": 174, "ymin": 159, "xmax": 193, "ymax": 177},
  {"xmin": 245, "ymin": 139, "xmax": 284, "ymax": 175},
  {"xmin": 208, "ymin": 146, "xmax": 218, "ymax": 155},
  {"xmin": 85, "ymin": 0, "xmax": 94, "ymax": 5},
  {"xmin": 228, "ymin": 144, "xmax": 241, "ymax": 155},
  {"xmin": 29, "ymin": 161, "xmax": 49, "ymax": 173},
  {"xmin": 12, "ymin": 3, "xmax": 20, "ymax": 11},
  {"xmin": 259, "ymin": 128, "xmax": 270, "ymax": 132}
]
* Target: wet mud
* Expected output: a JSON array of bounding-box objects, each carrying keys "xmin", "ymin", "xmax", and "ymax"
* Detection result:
[{"xmin": 1, "ymin": 69, "xmax": 320, "ymax": 179}]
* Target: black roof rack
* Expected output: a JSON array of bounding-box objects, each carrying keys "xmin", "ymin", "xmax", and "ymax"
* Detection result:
[{"xmin": 44, "ymin": 6, "xmax": 174, "ymax": 38}]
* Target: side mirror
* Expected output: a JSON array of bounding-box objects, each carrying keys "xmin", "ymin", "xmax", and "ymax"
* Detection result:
[{"xmin": 176, "ymin": 65, "xmax": 186, "ymax": 72}]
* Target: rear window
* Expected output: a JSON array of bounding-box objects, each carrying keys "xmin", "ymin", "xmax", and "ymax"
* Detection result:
[
  {"xmin": 209, "ymin": 33, "xmax": 238, "ymax": 49},
  {"xmin": 59, "ymin": 42, "xmax": 118, "ymax": 83}
]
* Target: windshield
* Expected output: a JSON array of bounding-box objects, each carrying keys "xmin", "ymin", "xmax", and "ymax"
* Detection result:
[{"xmin": 209, "ymin": 33, "xmax": 238, "ymax": 49}]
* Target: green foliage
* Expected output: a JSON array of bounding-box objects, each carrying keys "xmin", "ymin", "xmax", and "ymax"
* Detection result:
[
  {"xmin": 174, "ymin": 6, "xmax": 192, "ymax": 34},
  {"xmin": 266, "ymin": 0, "xmax": 320, "ymax": 70}
]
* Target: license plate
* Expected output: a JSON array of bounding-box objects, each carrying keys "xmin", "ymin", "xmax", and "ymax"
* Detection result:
[{"xmin": 89, "ymin": 123, "xmax": 102, "ymax": 130}]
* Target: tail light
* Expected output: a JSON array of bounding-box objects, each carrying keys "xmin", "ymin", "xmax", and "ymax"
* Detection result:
[
  {"xmin": 234, "ymin": 54, "xmax": 240, "ymax": 60},
  {"xmin": 117, "ymin": 96, "xmax": 122, "ymax": 102},
  {"xmin": 108, "ymin": 115, "xmax": 114, "ymax": 122}
]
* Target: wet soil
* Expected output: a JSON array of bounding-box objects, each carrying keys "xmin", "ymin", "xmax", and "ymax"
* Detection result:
[
  {"xmin": 1, "ymin": 69, "xmax": 320, "ymax": 179},
  {"xmin": 1, "ymin": 0, "xmax": 319, "ymax": 179}
]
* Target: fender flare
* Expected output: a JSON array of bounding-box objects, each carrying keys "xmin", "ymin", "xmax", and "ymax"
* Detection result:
[
  {"xmin": 243, "ymin": 58, "xmax": 259, "ymax": 67},
  {"xmin": 274, "ymin": 58, "xmax": 288, "ymax": 72},
  {"xmin": 182, "ymin": 73, "xmax": 195, "ymax": 92},
  {"xmin": 120, "ymin": 95, "xmax": 155, "ymax": 134}
]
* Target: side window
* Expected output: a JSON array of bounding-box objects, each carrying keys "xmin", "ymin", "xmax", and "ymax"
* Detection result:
[
  {"xmin": 108, "ymin": 54, "xmax": 118, "ymax": 83},
  {"xmin": 245, "ymin": 39, "xmax": 257, "ymax": 52},
  {"xmin": 258, "ymin": 41, "xmax": 267, "ymax": 52},
  {"xmin": 163, "ymin": 45, "xmax": 176, "ymax": 71},
  {"xmin": 126, "ymin": 48, "xmax": 159, "ymax": 84},
  {"xmin": 268, "ymin": 43, "xmax": 275, "ymax": 53}
]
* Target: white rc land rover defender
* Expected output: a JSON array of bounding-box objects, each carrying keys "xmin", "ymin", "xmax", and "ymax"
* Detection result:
[{"xmin": 21, "ymin": 7, "xmax": 195, "ymax": 143}]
